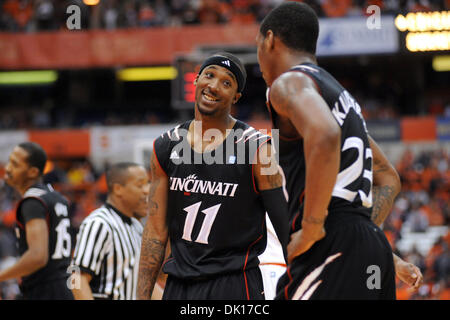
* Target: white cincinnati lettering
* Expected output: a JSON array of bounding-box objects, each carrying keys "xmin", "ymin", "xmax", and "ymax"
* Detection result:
[{"xmin": 169, "ymin": 177, "xmax": 239, "ymax": 197}]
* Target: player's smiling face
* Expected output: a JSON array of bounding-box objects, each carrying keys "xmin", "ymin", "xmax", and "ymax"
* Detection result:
[{"xmin": 194, "ymin": 65, "xmax": 241, "ymax": 117}]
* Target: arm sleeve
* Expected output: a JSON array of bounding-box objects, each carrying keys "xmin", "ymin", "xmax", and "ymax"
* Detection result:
[
  {"xmin": 19, "ymin": 198, "xmax": 47, "ymax": 224},
  {"xmin": 260, "ymin": 187, "xmax": 290, "ymax": 263},
  {"xmin": 72, "ymin": 217, "xmax": 111, "ymax": 276}
]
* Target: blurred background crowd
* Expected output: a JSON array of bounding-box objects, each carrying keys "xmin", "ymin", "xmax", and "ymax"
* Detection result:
[{"xmin": 1, "ymin": 0, "xmax": 448, "ymax": 33}]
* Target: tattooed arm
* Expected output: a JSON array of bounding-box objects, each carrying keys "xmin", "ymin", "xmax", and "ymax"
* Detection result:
[
  {"xmin": 254, "ymin": 142, "xmax": 289, "ymax": 261},
  {"xmin": 137, "ymin": 150, "xmax": 169, "ymax": 300},
  {"xmin": 369, "ymin": 135, "xmax": 423, "ymax": 290},
  {"xmin": 369, "ymin": 135, "xmax": 401, "ymax": 226}
]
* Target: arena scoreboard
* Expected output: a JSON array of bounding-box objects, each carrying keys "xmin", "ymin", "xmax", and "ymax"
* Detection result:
[{"xmin": 171, "ymin": 55, "xmax": 202, "ymax": 110}]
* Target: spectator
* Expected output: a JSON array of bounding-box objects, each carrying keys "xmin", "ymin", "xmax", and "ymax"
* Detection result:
[
  {"xmin": 321, "ymin": 0, "xmax": 352, "ymax": 17},
  {"xmin": 152, "ymin": 0, "xmax": 170, "ymax": 26},
  {"xmin": 405, "ymin": 245, "xmax": 427, "ymax": 273},
  {"xmin": 432, "ymin": 243, "xmax": 449, "ymax": 283},
  {"xmin": 102, "ymin": 0, "xmax": 119, "ymax": 30},
  {"xmin": 407, "ymin": 201, "xmax": 429, "ymax": 232},
  {"xmin": 180, "ymin": 2, "xmax": 199, "ymax": 24},
  {"xmin": 3, "ymin": 0, "xmax": 34, "ymax": 31},
  {"xmin": 119, "ymin": 0, "xmax": 138, "ymax": 28},
  {"xmin": 138, "ymin": 1, "xmax": 156, "ymax": 27},
  {"xmin": 197, "ymin": 0, "xmax": 226, "ymax": 24},
  {"xmin": 33, "ymin": 0, "xmax": 56, "ymax": 31}
]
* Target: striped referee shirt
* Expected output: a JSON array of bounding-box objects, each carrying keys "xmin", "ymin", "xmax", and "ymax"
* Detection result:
[{"xmin": 72, "ymin": 203, "xmax": 143, "ymax": 300}]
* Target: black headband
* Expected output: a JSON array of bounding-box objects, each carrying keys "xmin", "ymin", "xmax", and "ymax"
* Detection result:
[{"xmin": 198, "ymin": 55, "xmax": 246, "ymax": 93}]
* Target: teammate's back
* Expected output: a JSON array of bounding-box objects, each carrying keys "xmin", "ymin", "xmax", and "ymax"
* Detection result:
[
  {"xmin": 267, "ymin": 62, "xmax": 374, "ymax": 231},
  {"xmin": 257, "ymin": 2, "xmax": 396, "ymax": 299}
]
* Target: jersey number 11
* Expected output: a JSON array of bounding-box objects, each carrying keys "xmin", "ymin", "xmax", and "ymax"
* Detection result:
[{"xmin": 182, "ymin": 201, "xmax": 221, "ymax": 245}]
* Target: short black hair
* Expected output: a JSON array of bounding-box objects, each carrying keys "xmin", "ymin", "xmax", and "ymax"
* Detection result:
[
  {"xmin": 260, "ymin": 2, "xmax": 319, "ymax": 55},
  {"xmin": 105, "ymin": 162, "xmax": 140, "ymax": 194},
  {"xmin": 18, "ymin": 142, "xmax": 47, "ymax": 176}
]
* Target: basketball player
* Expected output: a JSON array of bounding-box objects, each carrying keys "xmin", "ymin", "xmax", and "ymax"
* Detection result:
[
  {"xmin": 137, "ymin": 52, "xmax": 289, "ymax": 300},
  {"xmin": 256, "ymin": 2, "xmax": 421, "ymax": 299},
  {"xmin": 0, "ymin": 142, "xmax": 73, "ymax": 300}
]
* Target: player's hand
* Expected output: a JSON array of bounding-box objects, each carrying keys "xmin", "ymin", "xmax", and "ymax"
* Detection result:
[
  {"xmin": 287, "ymin": 227, "xmax": 326, "ymax": 264},
  {"xmin": 395, "ymin": 258, "xmax": 423, "ymax": 290}
]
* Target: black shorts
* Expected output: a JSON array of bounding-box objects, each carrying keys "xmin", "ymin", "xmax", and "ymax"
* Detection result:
[
  {"xmin": 21, "ymin": 278, "xmax": 74, "ymax": 300},
  {"xmin": 275, "ymin": 212, "xmax": 396, "ymax": 300},
  {"xmin": 163, "ymin": 267, "xmax": 265, "ymax": 300}
]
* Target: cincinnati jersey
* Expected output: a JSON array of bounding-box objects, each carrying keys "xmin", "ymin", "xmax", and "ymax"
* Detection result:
[
  {"xmin": 154, "ymin": 120, "xmax": 271, "ymax": 279},
  {"xmin": 267, "ymin": 63, "xmax": 373, "ymax": 233},
  {"xmin": 15, "ymin": 183, "xmax": 72, "ymax": 288}
]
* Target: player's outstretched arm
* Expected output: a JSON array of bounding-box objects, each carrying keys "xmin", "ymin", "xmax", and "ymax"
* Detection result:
[
  {"xmin": 270, "ymin": 72, "xmax": 341, "ymax": 263},
  {"xmin": 253, "ymin": 142, "xmax": 289, "ymax": 262},
  {"xmin": 0, "ymin": 218, "xmax": 48, "ymax": 282},
  {"xmin": 369, "ymin": 135, "xmax": 423, "ymax": 290},
  {"xmin": 137, "ymin": 150, "xmax": 169, "ymax": 300}
]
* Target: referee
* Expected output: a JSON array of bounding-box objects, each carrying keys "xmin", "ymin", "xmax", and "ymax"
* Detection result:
[{"xmin": 71, "ymin": 162, "xmax": 150, "ymax": 300}]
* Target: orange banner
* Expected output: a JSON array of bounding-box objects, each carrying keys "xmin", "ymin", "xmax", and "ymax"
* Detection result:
[
  {"xmin": 28, "ymin": 129, "xmax": 90, "ymax": 158},
  {"xmin": 401, "ymin": 116, "xmax": 437, "ymax": 141},
  {"xmin": 0, "ymin": 25, "xmax": 259, "ymax": 69}
]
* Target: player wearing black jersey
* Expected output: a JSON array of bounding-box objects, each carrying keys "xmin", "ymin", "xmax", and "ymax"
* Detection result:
[
  {"xmin": 256, "ymin": 2, "xmax": 422, "ymax": 299},
  {"xmin": 0, "ymin": 142, "xmax": 73, "ymax": 300},
  {"xmin": 137, "ymin": 52, "xmax": 289, "ymax": 300}
]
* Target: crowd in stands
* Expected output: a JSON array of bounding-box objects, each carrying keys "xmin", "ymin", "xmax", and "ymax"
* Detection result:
[
  {"xmin": 383, "ymin": 148, "xmax": 449, "ymax": 299},
  {"xmin": 1, "ymin": 95, "xmax": 448, "ymax": 130},
  {"xmin": 0, "ymin": 104, "xmax": 167, "ymax": 129},
  {"xmin": 0, "ymin": 146, "xmax": 448, "ymax": 299},
  {"xmin": 0, "ymin": 0, "xmax": 448, "ymax": 32}
]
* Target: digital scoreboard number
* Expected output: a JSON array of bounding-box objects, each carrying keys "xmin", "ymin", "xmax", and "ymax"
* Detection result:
[{"xmin": 172, "ymin": 56, "xmax": 201, "ymax": 110}]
